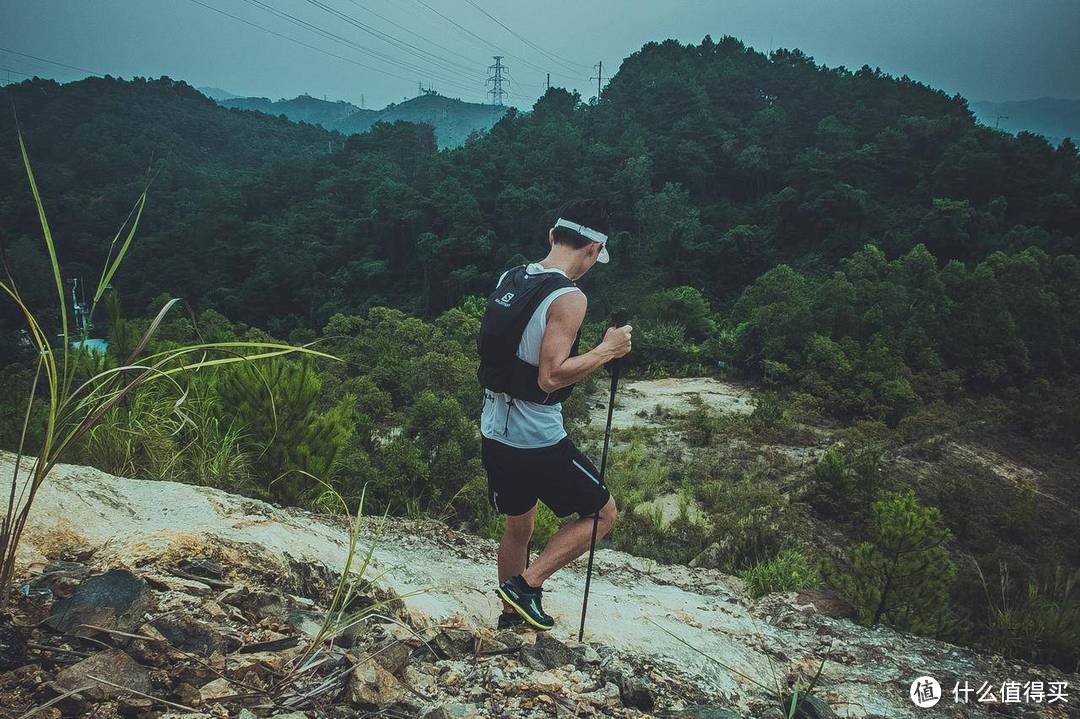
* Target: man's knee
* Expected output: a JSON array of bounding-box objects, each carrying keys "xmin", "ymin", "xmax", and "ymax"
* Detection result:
[
  {"xmin": 598, "ymin": 496, "xmax": 618, "ymax": 534},
  {"xmin": 503, "ymin": 508, "xmax": 536, "ymax": 542}
]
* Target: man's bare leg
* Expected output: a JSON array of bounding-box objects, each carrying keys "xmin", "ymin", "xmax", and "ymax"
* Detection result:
[
  {"xmin": 499, "ymin": 506, "xmax": 536, "ymax": 610},
  {"xmin": 522, "ymin": 497, "xmax": 617, "ymax": 588}
]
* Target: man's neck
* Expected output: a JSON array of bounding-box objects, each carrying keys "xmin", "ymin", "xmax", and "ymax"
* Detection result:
[{"xmin": 537, "ymin": 246, "xmax": 586, "ymax": 281}]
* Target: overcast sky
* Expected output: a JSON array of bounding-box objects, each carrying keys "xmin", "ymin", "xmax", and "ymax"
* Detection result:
[{"xmin": 2, "ymin": 0, "xmax": 1078, "ymax": 109}]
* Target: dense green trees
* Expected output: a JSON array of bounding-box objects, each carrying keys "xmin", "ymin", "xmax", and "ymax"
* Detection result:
[
  {"xmin": 728, "ymin": 243, "xmax": 1080, "ymax": 442},
  {"xmin": 3, "ymin": 37, "xmax": 1076, "ymax": 339}
]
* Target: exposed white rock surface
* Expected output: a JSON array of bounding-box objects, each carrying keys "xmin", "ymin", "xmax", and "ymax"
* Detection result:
[{"xmin": 10, "ymin": 452, "xmax": 1076, "ymax": 718}]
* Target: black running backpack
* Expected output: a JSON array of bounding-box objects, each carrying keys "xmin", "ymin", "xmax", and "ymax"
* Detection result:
[{"xmin": 477, "ymin": 265, "xmax": 582, "ymax": 405}]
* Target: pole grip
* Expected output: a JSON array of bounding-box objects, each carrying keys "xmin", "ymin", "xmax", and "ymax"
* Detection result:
[{"xmin": 608, "ymin": 308, "xmax": 628, "ymax": 373}]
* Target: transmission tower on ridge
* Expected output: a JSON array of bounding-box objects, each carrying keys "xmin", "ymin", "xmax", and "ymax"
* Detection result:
[{"xmin": 487, "ymin": 56, "xmax": 509, "ymax": 107}]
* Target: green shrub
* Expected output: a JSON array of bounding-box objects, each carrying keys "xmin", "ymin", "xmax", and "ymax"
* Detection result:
[
  {"xmin": 79, "ymin": 385, "xmax": 180, "ymax": 481},
  {"xmin": 739, "ymin": 550, "xmax": 821, "ymax": 598},
  {"xmin": 811, "ymin": 440, "xmax": 885, "ymax": 520},
  {"xmin": 979, "ymin": 563, "xmax": 1080, "ymax": 673},
  {"xmin": 680, "ymin": 397, "xmax": 724, "ymax": 447},
  {"xmin": 604, "ymin": 439, "xmax": 672, "ymax": 508}
]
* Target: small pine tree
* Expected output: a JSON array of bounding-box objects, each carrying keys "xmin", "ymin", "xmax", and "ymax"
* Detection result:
[
  {"xmin": 214, "ymin": 357, "xmax": 354, "ymax": 505},
  {"xmin": 836, "ymin": 491, "xmax": 956, "ymax": 635}
]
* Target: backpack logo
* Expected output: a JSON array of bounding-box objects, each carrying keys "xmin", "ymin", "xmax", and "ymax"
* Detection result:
[{"xmin": 496, "ymin": 291, "xmax": 515, "ymax": 307}]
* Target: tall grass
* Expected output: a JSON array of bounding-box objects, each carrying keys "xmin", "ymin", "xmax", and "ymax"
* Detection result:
[{"xmin": 0, "ymin": 125, "xmax": 336, "ymax": 606}]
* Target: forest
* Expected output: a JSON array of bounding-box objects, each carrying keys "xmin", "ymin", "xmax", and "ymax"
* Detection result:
[{"xmin": 1, "ymin": 36, "xmax": 1078, "ymax": 672}]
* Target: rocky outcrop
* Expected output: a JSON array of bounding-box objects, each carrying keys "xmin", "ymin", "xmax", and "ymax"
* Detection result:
[{"xmin": 6, "ymin": 453, "xmax": 1078, "ymax": 717}]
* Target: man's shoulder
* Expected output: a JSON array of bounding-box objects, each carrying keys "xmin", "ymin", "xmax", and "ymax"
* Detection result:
[{"xmin": 548, "ymin": 287, "xmax": 587, "ymax": 320}]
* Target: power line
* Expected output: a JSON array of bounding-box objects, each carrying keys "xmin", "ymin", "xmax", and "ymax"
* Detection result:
[
  {"xmin": 236, "ymin": 0, "xmax": 481, "ymax": 94},
  {"xmin": 409, "ymin": 0, "xmax": 576, "ymax": 82},
  {"xmin": 0, "ymin": 65, "xmax": 35, "ymax": 82},
  {"xmin": 462, "ymin": 0, "xmax": 589, "ymax": 74},
  {"xmin": 186, "ymin": 0, "xmax": 417, "ymax": 84},
  {"xmin": 0, "ymin": 47, "xmax": 103, "ymax": 77},
  {"xmin": 304, "ymin": 0, "xmax": 484, "ymax": 79},
  {"xmin": 341, "ymin": 0, "xmax": 484, "ymax": 70}
]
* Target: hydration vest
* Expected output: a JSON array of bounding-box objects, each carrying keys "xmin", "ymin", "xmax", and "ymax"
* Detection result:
[{"xmin": 477, "ymin": 265, "xmax": 582, "ymax": 405}]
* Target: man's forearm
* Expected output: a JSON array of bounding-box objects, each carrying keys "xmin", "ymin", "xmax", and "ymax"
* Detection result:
[{"xmin": 540, "ymin": 345, "xmax": 617, "ymax": 392}]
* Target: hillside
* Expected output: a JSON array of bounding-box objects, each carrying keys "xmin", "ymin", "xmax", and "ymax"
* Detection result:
[
  {"xmin": 971, "ymin": 97, "xmax": 1080, "ymax": 146},
  {"xmin": 217, "ymin": 90, "xmax": 507, "ymax": 149},
  {"xmin": 197, "ymin": 85, "xmax": 241, "ymax": 102},
  {"xmin": 10, "ymin": 452, "xmax": 1077, "ymax": 718},
  {"xmin": 2, "ymin": 38, "xmax": 1077, "ymax": 335},
  {"xmin": 220, "ymin": 93, "xmax": 366, "ymax": 128},
  {"xmin": 338, "ymin": 92, "xmax": 508, "ymax": 149}
]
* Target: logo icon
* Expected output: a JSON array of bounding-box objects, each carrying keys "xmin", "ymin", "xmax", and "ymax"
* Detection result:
[
  {"xmin": 910, "ymin": 676, "xmax": 941, "ymax": 708},
  {"xmin": 496, "ymin": 291, "xmax": 515, "ymax": 307}
]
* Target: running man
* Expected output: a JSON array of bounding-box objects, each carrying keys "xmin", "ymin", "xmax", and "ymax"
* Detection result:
[{"xmin": 476, "ymin": 198, "xmax": 633, "ymax": 630}]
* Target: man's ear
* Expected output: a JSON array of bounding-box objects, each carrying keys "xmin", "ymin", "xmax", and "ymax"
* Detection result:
[{"xmin": 548, "ymin": 228, "xmax": 555, "ymax": 246}]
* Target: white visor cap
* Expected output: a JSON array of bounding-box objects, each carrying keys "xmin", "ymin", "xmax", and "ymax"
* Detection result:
[{"xmin": 553, "ymin": 217, "xmax": 609, "ymax": 263}]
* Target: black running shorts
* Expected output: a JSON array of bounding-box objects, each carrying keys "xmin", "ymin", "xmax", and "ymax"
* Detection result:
[{"xmin": 481, "ymin": 436, "xmax": 610, "ymax": 518}]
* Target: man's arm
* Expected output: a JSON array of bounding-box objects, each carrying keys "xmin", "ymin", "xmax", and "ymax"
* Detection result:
[{"xmin": 537, "ymin": 291, "xmax": 632, "ymax": 393}]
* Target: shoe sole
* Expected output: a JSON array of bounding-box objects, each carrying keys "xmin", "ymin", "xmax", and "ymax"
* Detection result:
[{"xmin": 496, "ymin": 586, "xmax": 554, "ymax": 631}]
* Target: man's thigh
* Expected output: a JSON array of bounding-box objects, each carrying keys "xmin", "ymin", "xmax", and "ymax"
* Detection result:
[
  {"xmin": 535, "ymin": 439, "xmax": 611, "ymax": 519},
  {"xmin": 482, "ymin": 437, "xmax": 541, "ymax": 516}
]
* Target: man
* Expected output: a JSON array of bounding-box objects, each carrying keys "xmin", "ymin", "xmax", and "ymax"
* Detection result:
[{"xmin": 477, "ymin": 198, "xmax": 632, "ymax": 631}]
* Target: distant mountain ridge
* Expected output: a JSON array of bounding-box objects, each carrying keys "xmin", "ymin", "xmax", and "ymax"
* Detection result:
[
  {"xmin": 197, "ymin": 86, "xmax": 241, "ymax": 102},
  {"xmin": 213, "ymin": 90, "xmax": 508, "ymax": 149},
  {"xmin": 970, "ymin": 97, "xmax": 1080, "ymax": 146},
  {"xmin": 220, "ymin": 93, "xmax": 366, "ymax": 127}
]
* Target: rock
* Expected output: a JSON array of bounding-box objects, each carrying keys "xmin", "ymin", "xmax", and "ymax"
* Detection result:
[
  {"xmin": 348, "ymin": 659, "xmax": 403, "ymax": 706},
  {"xmin": 198, "ymin": 677, "xmax": 235, "ymax": 702},
  {"xmin": 144, "ymin": 573, "xmax": 213, "ymax": 596},
  {"xmin": 151, "ymin": 613, "xmax": 230, "ymax": 656},
  {"xmin": 520, "ymin": 632, "xmax": 577, "ymax": 671},
  {"xmin": 0, "ymin": 616, "xmax": 28, "ymax": 671},
  {"xmin": 285, "ymin": 608, "xmax": 325, "ymax": 637},
  {"xmin": 372, "ymin": 639, "xmax": 412, "ymax": 675},
  {"xmin": 180, "ymin": 557, "xmax": 225, "ymax": 580},
  {"xmin": 252, "ymin": 589, "xmax": 286, "ymax": 618},
  {"xmin": 434, "ymin": 627, "xmax": 475, "ymax": 658},
  {"xmin": 785, "ymin": 694, "xmax": 839, "ymax": 719},
  {"xmin": 46, "ymin": 568, "xmax": 150, "ymax": 635},
  {"xmin": 604, "ymin": 669, "xmax": 656, "ymax": 711},
  {"xmin": 404, "ymin": 664, "xmax": 437, "ymax": 697},
  {"xmin": 422, "ymin": 704, "xmax": 482, "ymax": 719},
  {"xmin": 794, "ymin": 588, "xmax": 855, "ymax": 619},
  {"xmin": 661, "ymin": 707, "xmax": 740, "ymax": 719},
  {"xmin": 238, "ymin": 710, "xmax": 257, "ymax": 719},
  {"xmin": 216, "ymin": 585, "xmax": 250, "ymax": 608},
  {"xmin": 581, "ymin": 682, "xmax": 622, "ymax": 708},
  {"xmin": 174, "ymin": 682, "xmax": 201, "ymax": 707},
  {"xmin": 54, "ymin": 648, "xmax": 151, "ymax": 700},
  {"xmin": 527, "ymin": 669, "xmax": 563, "ymax": 693},
  {"xmin": 581, "ymin": 644, "xmax": 601, "ymax": 663},
  {"xmin": 688, "ymin": 542, "xmax": 725, "ymax": 569}
]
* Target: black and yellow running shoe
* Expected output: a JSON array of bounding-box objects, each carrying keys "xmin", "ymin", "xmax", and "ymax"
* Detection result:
[
  {"xmin": 496, "ymin": 575, "xmax": 554, "ymax": 631},
  {"xmin": 497, "ymin": 611, "xmax": 524, "ymax": 630}
]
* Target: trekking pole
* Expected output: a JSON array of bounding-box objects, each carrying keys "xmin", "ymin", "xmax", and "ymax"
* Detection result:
[{"xmin": 579, "ymin": 309, "xmax": 627, "ymax": 642}]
